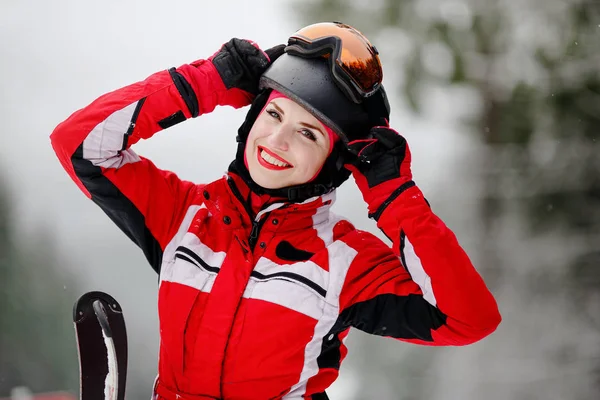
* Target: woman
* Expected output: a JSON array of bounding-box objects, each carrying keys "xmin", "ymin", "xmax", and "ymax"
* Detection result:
[{"xmin": 51, "ymin": 22, "xmax": 500, "ymax": 400}]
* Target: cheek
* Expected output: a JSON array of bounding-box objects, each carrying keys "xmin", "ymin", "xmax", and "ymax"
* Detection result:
[
  {"xmin": 294, "ymin": 144, "xmax": 327, "ymax": 175},
  {"xmin": 246, "ymin": 123, "xmax": 266, "ymax": 154},
  {"xmin": 247, "ymin": 125, "xmax": 260, "ymax": 143},
  {"xmin": 248, "ymin": 115, "xmax": 271, "ymax": 140},
  {"xmin": 245, "ymin": 128, "xmax": 258, "ymax": 169}
]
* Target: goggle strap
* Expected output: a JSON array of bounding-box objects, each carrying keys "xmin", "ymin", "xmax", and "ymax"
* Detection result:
[{"xmin": 285, "ymin": 43, "xmax": 335, "ymax": 58}]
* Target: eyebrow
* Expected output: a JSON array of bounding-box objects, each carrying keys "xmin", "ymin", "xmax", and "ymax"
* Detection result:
[
  {"xmin": 299, "ymin": 122, "xmax": 326, "ymax": 137},
  {"xmin": 270, "ymin": 101, "xmax": 326, "ymax": 138}
]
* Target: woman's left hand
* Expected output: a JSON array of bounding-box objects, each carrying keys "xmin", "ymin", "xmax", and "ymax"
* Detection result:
[
  {"xmin": 345, "ymin": 126, "xmax": 415, "ymax": 220},
  {"xmin": 209, "ymin": 38, "xmax": 285, "ymax": 99}
]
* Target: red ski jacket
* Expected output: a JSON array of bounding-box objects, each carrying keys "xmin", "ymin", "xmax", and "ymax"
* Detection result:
[{"xmin": 50, "ymin": 58, "xmax": 501, "ymax": 400}]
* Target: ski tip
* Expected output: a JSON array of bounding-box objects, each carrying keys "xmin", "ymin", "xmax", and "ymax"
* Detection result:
[
  {"xmin": 92, "ymin": 299, "xmax": 114, "ymax": 338},
  {"xmin": 73, "ymin": 291, "xmax": 123, "ymax": 323}
]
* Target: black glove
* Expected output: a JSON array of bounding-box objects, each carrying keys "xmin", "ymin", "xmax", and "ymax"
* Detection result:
[
  {"xmin": 210, "ymin": 38, "xmax": 285, "ymax": 95},
  {"xmin": 345, "ymin": 126, "xmax": 415, "ymax": 219}
]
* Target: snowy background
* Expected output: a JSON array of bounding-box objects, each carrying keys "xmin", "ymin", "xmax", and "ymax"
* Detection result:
[{"xmin": 1, "ymin": 0, "xmax": 599, "ymax": 399}]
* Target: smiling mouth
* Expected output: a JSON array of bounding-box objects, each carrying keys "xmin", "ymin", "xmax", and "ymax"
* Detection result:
[{"xmin": 257, "ymin": 146, "xmax": 292, "ymax": 170}]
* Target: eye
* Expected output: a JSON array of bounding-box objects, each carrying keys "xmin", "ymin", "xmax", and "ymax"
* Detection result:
[
  {"xmin": 266, "ymin": 109, "xmax": 281, "ymax": 120},
  {"xmin": 300, "ymin": 129, "xmax": 317, "ymax": 142}
]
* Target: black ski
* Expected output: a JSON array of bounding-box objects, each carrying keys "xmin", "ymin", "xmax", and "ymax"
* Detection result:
[{"xmin": 73, "ymin": 291, "xmax": 128, "ymax": 400}]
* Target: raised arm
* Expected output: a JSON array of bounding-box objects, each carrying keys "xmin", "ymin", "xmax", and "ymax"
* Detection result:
[
  {"xmin": 340, "ymin": 127, "xmax": 501, "ymax": 345},
  {"xmin": 50, "ymin": 39, "xmax": 284, "ymax": 272}
]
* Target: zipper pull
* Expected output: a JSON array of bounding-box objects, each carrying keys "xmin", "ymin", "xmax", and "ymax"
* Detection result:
[{"xmin": 249, "ymin": 221, "xmax": 259, "ymax": 249}]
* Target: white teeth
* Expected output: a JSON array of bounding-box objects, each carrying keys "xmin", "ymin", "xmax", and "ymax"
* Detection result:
[{"xmin": 260, "ymin": 150, "xmax": 290, "ymax": 168}]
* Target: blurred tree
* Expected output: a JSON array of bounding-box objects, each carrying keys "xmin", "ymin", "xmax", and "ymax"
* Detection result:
[
  {"xmin": 0, "ymin": 174, "xmax": 79, "ymax": 396},
  {"xmin": 292, "ymin": 0, "xmax": 600, "ymax": 398}
]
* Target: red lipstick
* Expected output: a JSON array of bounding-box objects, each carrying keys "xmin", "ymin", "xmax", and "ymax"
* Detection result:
[{"xmin": 257, "ymin": 146, "xmax": 292, "ymax": 170}]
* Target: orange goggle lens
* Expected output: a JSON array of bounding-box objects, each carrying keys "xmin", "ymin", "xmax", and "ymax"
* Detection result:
[{"xmin": 289, "ymin": 22, "xmax": 383, "ymax": 95}]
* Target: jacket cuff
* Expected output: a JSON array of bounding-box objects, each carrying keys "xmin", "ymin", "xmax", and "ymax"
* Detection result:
[
  {"xmin": 368, "ymin": 180, "xmax": 416, "ymax": 221},
  {"xmin": 176, "ymin": 60, "xmax": 251, "ymax": 115},
  {"xmin": 375, "ymin": 184, "xmax": 431, "ymax": 239}
]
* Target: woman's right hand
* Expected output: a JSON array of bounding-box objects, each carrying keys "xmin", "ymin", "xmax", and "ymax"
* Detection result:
[{"xmin": 209, "ymin": 38, "xmax": 285, "ymax": 104}]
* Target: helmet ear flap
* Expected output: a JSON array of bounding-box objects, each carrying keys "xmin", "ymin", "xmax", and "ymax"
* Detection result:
[{"xmin": 313, "ymin": 140, "xmax": 353, "ymax": 189}]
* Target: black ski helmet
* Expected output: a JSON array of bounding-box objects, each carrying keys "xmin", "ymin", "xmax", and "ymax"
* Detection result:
[
  {"xmin": 230, "ymin": 45, "xmax": 388, "ymax": 202},
  {"xmin": 260, "ymin": 53, "xmax": 373, "ymax": 143}
]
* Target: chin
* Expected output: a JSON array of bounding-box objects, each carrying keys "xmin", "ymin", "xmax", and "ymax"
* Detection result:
[{"xmin": 248, "ymin": 168, "xmax": 289, "ymax": 189}]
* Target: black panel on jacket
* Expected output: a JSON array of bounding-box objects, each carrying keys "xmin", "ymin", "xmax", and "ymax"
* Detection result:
[
  {"xmin": 168, "ymin": 67, "xmax": 199, "ymax": 118},
  {"xmin": 340, "ymin": 293, "xmax": 447, "ymax": 340},
  {"xmin": 311, "ymin": 391, "xmax": 330, "ymax": 400},
  {"xmin": 158, "ymin": 110, "xmax": 186, "ymax": 130},
  {"xmin": 316, "ymin": 319, "xmax": 349, "ymax": 371},
  {"xmin": 72, "ymin": 145, "xmax": 163, "ymax": 274},
  {"xmin": 399, "ymin": 231, "xmax": 411, "ymax": 276},
  {"xmin": 122, "ymin": 97, "xmax": 146, "ymax": 150},
  {"xmin": 275, "ymin": 240, "xmax": 315, "ymax": 262},
  {"xmin": 314, "ymin": 296, "xmax": 443, "ymax": 383}
]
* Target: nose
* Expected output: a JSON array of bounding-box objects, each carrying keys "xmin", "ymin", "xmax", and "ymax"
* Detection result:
[{"xmin": 265, "ymin": 125, "xmax": 291, "ymax": 151}]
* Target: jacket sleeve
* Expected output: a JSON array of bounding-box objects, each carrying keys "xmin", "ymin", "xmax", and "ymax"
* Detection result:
[
  {"xmin": 337, "ymin": 185, "xmax": 501, "ymax": 346},
  {"xmin": 50, "ymin": 59, "xmax": 235, "ymax": 273}
]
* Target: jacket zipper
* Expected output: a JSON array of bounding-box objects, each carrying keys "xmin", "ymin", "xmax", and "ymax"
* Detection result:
[
  {"xmin": 249, "ymin": 220, "xmax": 260, "ymax": 250},
  {"xmin": 225, "ymin": 177, "xmax": 270, "ymax": 252},
  {"xmin": 248, "ymin": 213, "xmax": 270, "ymax": 251}
]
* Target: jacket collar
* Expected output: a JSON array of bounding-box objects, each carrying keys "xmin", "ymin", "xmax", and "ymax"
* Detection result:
[{"xmin": 203, "ymin": 172, "xmax": 336, "ymax": 230}]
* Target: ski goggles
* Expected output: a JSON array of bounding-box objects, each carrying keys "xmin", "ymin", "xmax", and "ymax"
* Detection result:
[{"xmin": 285, "ymin": 22, "xmax": 384, "ymax": 105}]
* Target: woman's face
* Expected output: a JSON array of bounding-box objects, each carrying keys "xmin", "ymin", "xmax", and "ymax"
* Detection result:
[{"xmin": 245, "ymin": 97, "xmax": 331, "ymax": 189}]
